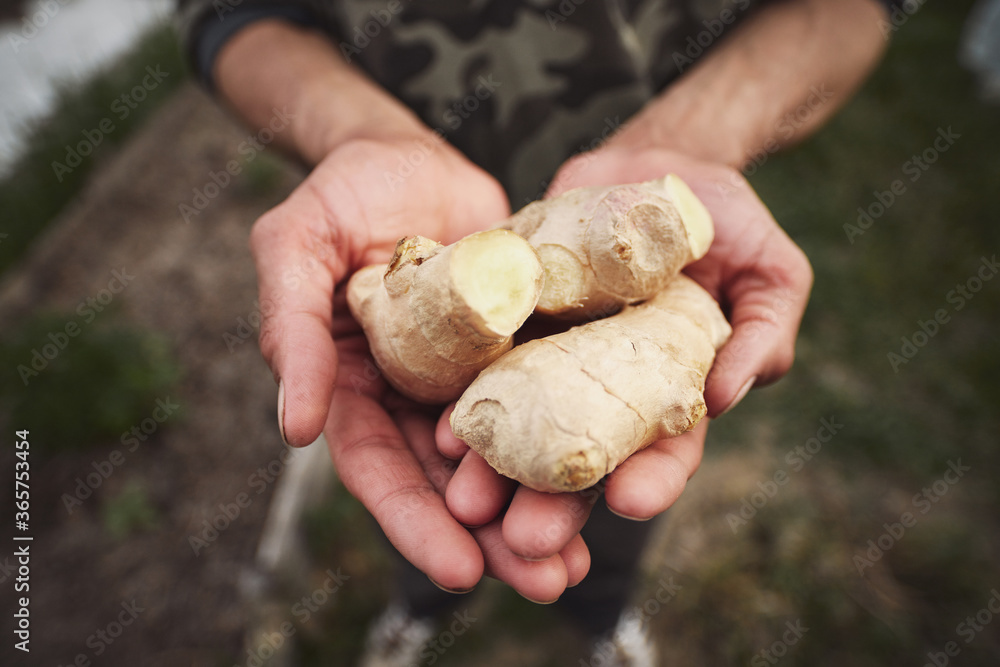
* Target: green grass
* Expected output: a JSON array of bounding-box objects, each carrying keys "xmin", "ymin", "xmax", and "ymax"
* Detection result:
[
  {"xmin": 0, "ymin": 23, "xmax": 188, "ymax": 454},
  {"xmin": 0, "ymin": 22, "xmax": 188, "ymax": 276},
  {"xmin": 101, "ymin": 482, "xmax": 160, "ymax": 539},
  {"xmin": 0, "ymin": 311, "xmax": 182, "ymax": 454},
  {"xmin": 693, "ymin": 1, "xmax": 1000, "ymax": 663},
  {"xmin": 714, "ymin": 0, "xmax": 1000, "ymax": 481}
]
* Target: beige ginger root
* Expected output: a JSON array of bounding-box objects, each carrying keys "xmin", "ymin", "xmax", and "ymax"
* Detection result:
[
  {"xmin": 450, "ymin": 274, "xmax": 731, "ymax": 493},
  {"xmin": 346, "ymin": 230, "xmax": 544, "ymax": 403},
  {"xmin": 505, "ymin": 174, "xmax": 714, "ymax": 318}
]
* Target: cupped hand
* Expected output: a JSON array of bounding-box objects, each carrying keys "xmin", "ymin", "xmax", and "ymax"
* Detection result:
[
  {"xmin": 250, "ymin": 135, "xmax": 588, "ymax": 600},
  {"xmin": 439, "ymin": 145, "xmax": 813, "ymax": 560}
]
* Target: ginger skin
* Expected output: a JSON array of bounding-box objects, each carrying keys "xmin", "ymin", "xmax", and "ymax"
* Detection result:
[
  {"xmin": 450, "ymin": 275, "xmax": 731, "ymax": 493},
  {"xmin": 504, "ymin": 174, "xmax": 713, "ymax": 319}
]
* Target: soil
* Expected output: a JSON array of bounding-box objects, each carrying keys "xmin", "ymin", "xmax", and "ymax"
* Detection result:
[{"xmin": 0, "ymin": 84, "xmax": 305, "ymax": 666}]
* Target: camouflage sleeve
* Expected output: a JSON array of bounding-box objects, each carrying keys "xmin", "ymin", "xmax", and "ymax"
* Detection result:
[{"xmin": 174, "ymin": 0, "xmax": 883, "ymax": 204}]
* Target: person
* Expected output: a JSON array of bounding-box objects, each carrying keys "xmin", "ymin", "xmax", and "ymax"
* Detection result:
[{"xmin": 177, "ymin": 0, "xmax": 894, "ymax": 663}]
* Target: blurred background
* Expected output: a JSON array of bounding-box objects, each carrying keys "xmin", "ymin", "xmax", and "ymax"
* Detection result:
[{"xmin": 0, "ymin": 0, "xmax": 998, "ymax": 665}]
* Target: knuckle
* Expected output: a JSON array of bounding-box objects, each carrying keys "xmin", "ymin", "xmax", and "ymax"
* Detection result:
[
  {"xmin": 256, "ymin": 316, "xmax": 282, "ymax": 360},
  {"xmin": 714, "ymin": 164, "xmax": 750, "ymax": 193},
  {"xmin": 769, "ymin": 344, "xmax": 797, "ymax": 381},
  {"xmin": 249, "ymin": 210, "xmax": 283, "ymax": 253},
  {"xmin": 790, "ymin": 243, "xmax": 815, "ymax": 289}
]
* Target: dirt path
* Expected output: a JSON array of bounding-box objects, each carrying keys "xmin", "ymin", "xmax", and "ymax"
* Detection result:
[{"xmin": 0, "ymin": 83, "xmax": 304, "ymax": 665}]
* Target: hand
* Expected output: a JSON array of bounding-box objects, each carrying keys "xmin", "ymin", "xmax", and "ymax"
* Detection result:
[
  {"xmin": 250, "ymin": 135, "xmax": 589, "ymax": 600},
  {"xmin": 439, "ymin": 145, "xmax": 812, "ymax": 561},
  {"xmin": 546, "ymin": 146, "xmax": 814, "ymax": 417}
]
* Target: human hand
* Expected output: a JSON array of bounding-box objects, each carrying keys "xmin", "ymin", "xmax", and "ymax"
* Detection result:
[
  {"xmin": 438, "ymin": 145, "xmax": 812, "ymax": 561},
  {"xmin": 250, "ymin": 135, "xmax": 590, "ymax": 599}
]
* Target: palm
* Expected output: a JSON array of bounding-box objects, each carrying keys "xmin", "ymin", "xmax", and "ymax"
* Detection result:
[{"xmin": 305, "ymin": 138, "xmax": 510, "ymax": 266}]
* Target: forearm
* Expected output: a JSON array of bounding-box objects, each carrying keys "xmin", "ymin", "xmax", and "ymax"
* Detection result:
[
  {"xmin": 213, "ymin": 20, "xmax": 433, "ymax": 165},
  {"xmin": 613, "ymin": 0, "xmax": 888, "ymax": 168}
]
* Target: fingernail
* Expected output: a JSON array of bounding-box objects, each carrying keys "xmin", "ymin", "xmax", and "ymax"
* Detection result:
[
  {"xmin": 277, "ymin": 381, "xmax": 288, "ymax": 445},
  {"xmin": 720, "ymin": 375, "xmax": 757, "ymax": 416},
  {"xmin": 428, "ymin": 577, "xmax": 475, "ymax": 595},
  {"xmin": 607, "ymin": 505, "xmax": 653, "ymax": 522},
  {"xmin": 517, "ymin": 554, "xmax": 550, "ymax": 563}
]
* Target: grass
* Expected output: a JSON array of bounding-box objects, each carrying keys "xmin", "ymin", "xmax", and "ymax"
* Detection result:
[
  {"xmin": 0, "ymin": 22, "xmax": 188, "ymax": 453},
  {"xmin": 0, "ymin": 311, "xmax": 182, "ymax": 454},
  {"xmin": 0, "ymin": 21, "xmax": 187, "ymax": 276},
  {"xmin": 101, "ymin": 482, "xmax": 160, "ymax": 539},
  {"xmin": 677, "ymin": 1, "xmax": 1000, "ymax": 663},
  {"xmin": 718, "ymin": 0, "xmax": 1000, "ymax": 480}
]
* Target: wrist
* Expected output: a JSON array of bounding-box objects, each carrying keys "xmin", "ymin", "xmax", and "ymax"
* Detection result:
[
  {"xmin": 609, "ymin": 81, "xmax": 758, "ymax": 170},
  {"xmin": 216, "ymin": 20, "xmax": 435, "ymax": 165},
  {"xmin": 293, "ymin": 70, "xmax": 435, "ymax": 161}
]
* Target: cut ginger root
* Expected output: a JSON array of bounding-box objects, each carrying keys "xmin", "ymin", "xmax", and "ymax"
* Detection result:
[
  {"xmin": 346, "ymin": 174, "xmax": 728, "ymax": 490},
  {"xmin": 504, "ymin": 174, "xmax": 713, "ymax": 319},
  {"xmin": 346, "ymin": 229, "xmax": 544, "ymax": 403},
  {"xmin": 450, "ymin": 275, "xmax": 732, "ymax": 493}
]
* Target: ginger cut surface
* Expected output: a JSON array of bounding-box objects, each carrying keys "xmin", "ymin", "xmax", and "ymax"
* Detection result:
[{"xmin": 347, "ymin": 229, "xmax": 544, "ymax": 403}]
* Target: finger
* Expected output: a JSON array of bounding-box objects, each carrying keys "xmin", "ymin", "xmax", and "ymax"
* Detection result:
[
  {"xmin": 559, "ymin": 533, "xmax": 591, "ymax": 587},
  {"xmin": 327, "ymin": 393, "xmax": 484, "ymax": 592},
  {"xmin": 250, "ymin": 200, "xmax": 351, "ymax": 446},
  {"xmin": 502, "ymin": 485, "xmax": 598, "ymax": 561},
  {"xmin": 543, "ymin": 150, "xmax": 622, "ymax": 197},
  {"xmin": 686, "ymin": 183, "xmax": 813, "ymax": 417},
  {"xmin": 393, "ymin": 406, "xmax": 462, "ymax": 497},
  {"xmin": 445, "ymin": 450, "xmax": 517, "ymax": 527},
  {"xmin": 701, "ymin": 241, "xmax": 812, "ymax": 417},
  {"xmin": 473, "ymin": 520, "xmax": 570, "ymax": 604},
  {"xmin": 426, "ymin": 414, "xmax": 576, "ymax": 601},
  {"xmin": 604, "ymin": 420, "xmax": 707, "ymax": 520},
  {"xmin": 435, "ymin": 404, "xmax": 470, "ymax": 459}
]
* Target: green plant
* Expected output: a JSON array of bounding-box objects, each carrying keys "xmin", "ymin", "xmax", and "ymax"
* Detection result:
[
  {"xmin": 101, "ymin": 482, "xmax": 159, "ymax": 539},
  {"xmin": 0, "ymin": 312, "xmax": 182, "ymax": 453},
  {"xmin": 0, "ymin": 22, "xmax": 188, "ymax": 276}
]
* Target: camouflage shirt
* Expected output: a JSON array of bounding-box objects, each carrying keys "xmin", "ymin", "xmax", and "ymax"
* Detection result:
[{"xmin": 178, "ymin": 0, "xmax": 886, "ymax": 204}]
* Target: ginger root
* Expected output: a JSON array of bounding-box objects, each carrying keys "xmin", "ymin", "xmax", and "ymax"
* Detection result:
[
  {"xmin": 346, "ymin": 230, "xmax": 544, "ymax": 403},
  {"xmin": 450, "ymin": 275, "xmax": 731, "ymax": 493},
  {"xmin": 505, "ymin": 174, "xmax": 713, "ymax": 318}
]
